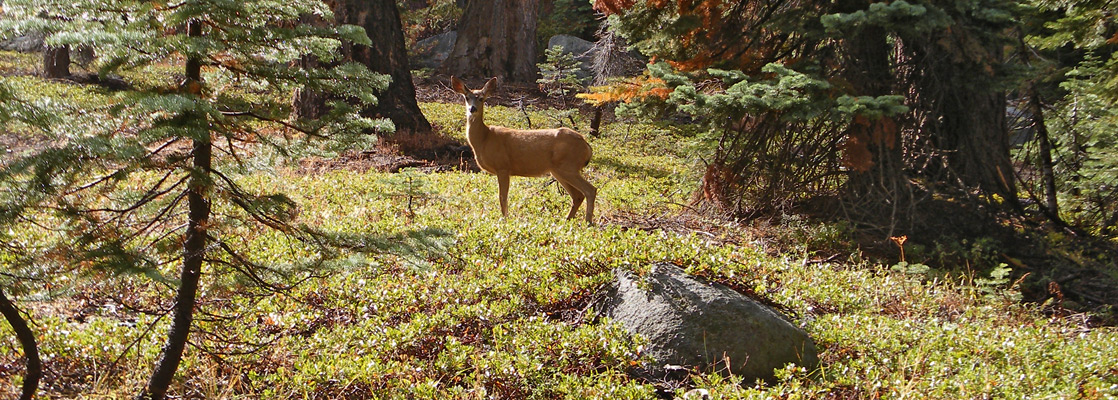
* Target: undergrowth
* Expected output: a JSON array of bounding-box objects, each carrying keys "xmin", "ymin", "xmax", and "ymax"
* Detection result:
[{"xmin": 1, "ymin": 51, "xmax": 1116, "ymax": 398}]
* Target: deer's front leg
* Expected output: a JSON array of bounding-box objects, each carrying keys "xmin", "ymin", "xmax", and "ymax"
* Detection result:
[{"xmin": 497, "ymin": 172, "xmax": 510, "ymax": 217}]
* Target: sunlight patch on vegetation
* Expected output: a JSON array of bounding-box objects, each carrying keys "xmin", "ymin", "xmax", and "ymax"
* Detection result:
[
  {"xmin": 2, "ymin": 97, "xmax": 1117, "ymax": 398},
  {"xmin": 0, "ymin": 50, "xmax": 38, "ymax": 75}
]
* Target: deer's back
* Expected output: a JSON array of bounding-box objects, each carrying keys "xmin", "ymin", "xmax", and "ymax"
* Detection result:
[{"xmin": 476, "ymin": 126, "xmax": 592, "ymax": 177}]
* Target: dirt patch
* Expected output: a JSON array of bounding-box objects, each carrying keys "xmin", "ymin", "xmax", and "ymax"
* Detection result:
[
  {"xmin": 298, "ymin": 132, "xmax": 479, "ymax": 175},
  {"xmin": 298, "ymin": 148, "xmax": 463, "ymax": 174},
  {"xmin": 299, "ymin": 150, "xmax": 426, "ymax": 174},
  {"xmin": 416, "ymin": 74, "xmax": 591, "ymax": 111},
  {"xmin": 383, "ymin": 129, "xmax": 475, "ymax": 168},
  {"xmin": 0, "ymin": 132, "xmax": 52, "ymax": 165}
]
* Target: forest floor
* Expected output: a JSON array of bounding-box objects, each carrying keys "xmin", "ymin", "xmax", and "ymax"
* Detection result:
[
  {"xmin": 407, "ymin": 75, "xmax": 1118, "ymax": 323},
  {"xmin": 2, "ymin": 51, "xmax": 1118, "ymax": 398}
]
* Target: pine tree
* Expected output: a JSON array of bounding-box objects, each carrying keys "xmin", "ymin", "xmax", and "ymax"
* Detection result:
[
  {"xmin": 1, "ymin": 1, "xmax": 389, "ymax": 398},
  {"xmin": 592, "ymin": 0, "xmax": 1022, "ymax": 232},
  {"xmin": 0, "ymin": 80, "xmax": 53, "ymax": 400},
  {"xmin": 294, "ymin": 0, "xmax": 433, "ymax": 134},
  {"xmin": 1021, "ymin": 0, "xmax": 1118, "ymax": 233},
  {"xmin": 537, "ymin": 45, "xmax": 586, "ymax": 99}
]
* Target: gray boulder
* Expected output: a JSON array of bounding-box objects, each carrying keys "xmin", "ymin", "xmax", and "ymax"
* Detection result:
[
  {"xmin": 548, "ymin": 34, "xmax": 595, "ymax": 59},
  {"xmin": 0, "ymin": 31, "xmax": 45, "ymax": 53},
  {"xmin": 546, "ymin": 34, "xmax": 597, "ymax": 82},
  {"xmin": 410, "ymin": 31, "xmax": 457, "ymax": 70},
  {"xmin": 598, "ymin": 264, "xmax": 818, "ymax": 381}
]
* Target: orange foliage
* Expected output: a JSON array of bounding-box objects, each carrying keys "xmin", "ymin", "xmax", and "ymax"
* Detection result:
[
  {"xmin": 841, "ymin": 130, "xmax": 874, "ymax": 172},
  {"xmin": 842, "ymin": 117, "xmax": 899, "ymax": 172},
  {"xmin": 681, "ymin": 0, "xmax": 724, "ymax": 38},
  {"xmin": 592, "ymin": 0, "xmax": 636, "ymax": 15},
  {"xmin": 875, "ymin": 117, "xmax": 898, "ymax": 148},
  {"xmin": 594, "ymin": 0, "xmax": 799, "ymax": 73},
  {"xmin": 646, "ymin": 87, "xmax": 673, "ymax": 99},
  {"xmin": 577, "ymin": 76, "xmax": 671, "ymax": 106}
]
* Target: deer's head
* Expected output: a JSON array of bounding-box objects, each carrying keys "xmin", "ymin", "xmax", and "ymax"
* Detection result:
[{"xmin": 451, "ymin": 76, "xmax": 497, "ymax": 118}]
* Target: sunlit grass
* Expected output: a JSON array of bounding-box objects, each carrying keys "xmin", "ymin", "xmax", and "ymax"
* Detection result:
[
  {"xmin": 0, "ymin": 50, "xmax": 38, "ymax": 75},
  {"xmin": 1, "ymin": 64, "xmax": 1116, "ymax": 398}
]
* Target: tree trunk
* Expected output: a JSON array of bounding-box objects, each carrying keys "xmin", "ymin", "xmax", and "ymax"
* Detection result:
[
  {"xmin": 1016, "ymin": 33, "xmax": 1061, "ymax": 221},
  {"xmin": 142, "ymin": 19, "xmax": 209, "ymax": 400},
  {"xmin": 336, "ymin": 0, "xmax": 432, "ymax": 133},
  {"xmin": 291, "ymin": 73, "xmax": 329, "ymax": 121},
  {"xmin": 838, "ymin": 17, "xmax": 910, "ymax": 235},
  {"xmin": 0, "ymin": 288, "xmax": 41, "ymax": 400},
  {"xmin": 1027, "ymin": 83, "xmax": 1060, "ymax": 218},
  {"xmin": 42, "ymin": 45, "xmax": 70, "ymax": 79},
  {"xmin": 941, "ymin": 89, "xmax": 1015, "ymax": 199},
  {"xmin": 443, "ymin": 0, "xmax": 539, "ymax": 82},
  {"xmin": 901, "ymin": 28, "xmax": 1018, "ymax": 205},
  {"xmin": 588, "ymin": 105, "xmax": 603, "ymax": 137},
  {"xmin": 295, "ymin": 0, "xmax": 432, "ymax": 134}
]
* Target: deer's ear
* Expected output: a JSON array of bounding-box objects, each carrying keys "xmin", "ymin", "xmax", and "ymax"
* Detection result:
[
  {"xmin": 480, "ymin": 77, "xmax": 498, "ymax": 97},
  {"xmin": 451, "ymin": 76, "xmax": 467, "ymax": 94}
]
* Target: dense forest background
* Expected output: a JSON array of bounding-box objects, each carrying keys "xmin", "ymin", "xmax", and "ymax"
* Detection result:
[{"xmin": 1, "ymin": 0, "xmax": 1117, "ymax": 398}]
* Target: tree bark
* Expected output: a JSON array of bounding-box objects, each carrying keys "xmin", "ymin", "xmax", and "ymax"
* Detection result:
[
  {"xmin": 1027, "ymin": 83, "xmax": 1060, "ymax": 217},
  {"xmin": 939, "ymin": 87, "xmax": 1016, "ymax": 199},
  {"xmin": 296, "ymin": 0, "xmax": 432, "ymax": 134},
  {"xmin": 292, "ymin": 52, "xmax": 330, "ymax": 121},
  {"xmin": 838, "ymin": 17, "xmax": 910, "ymax": 234},
  {"xmin": 901, "ymin": 28, "xmax": 1018, "ymax": 205},
  {"xmin": 42, "ymin": 45, "xmax": 70, "ymax": 79},
  {"xmin": 588, "ymin": 105, "xmax": 603, "ymax": 137},
  {"xmin": 142, "ymin": 19, "xmax": 209, "ymax": 400},
  {"xmin": 443, "ymin": 0, "xmax": 539, "ymax": 82},
  {"xmin": 1016, "ymin": 33, "xmax": 1061, "ymax": 220},
  {"xmin": 0, "ymin": 288, "xmax": 41, "ymax": 400}
]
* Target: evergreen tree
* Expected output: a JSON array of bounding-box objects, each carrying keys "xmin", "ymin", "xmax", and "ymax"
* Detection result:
[
  {"xmin": 295, "ymin": 0, "xmax": 433, "ymax": 134},
  {"xmin": 0, "ymin": 80, "xmax": 53, "ymax": 400},
  {"xmin": 537, "ymin": 44, "xmax": 585, "ymax": 99},
  {"xmin": 1021, "ymin": 0, "xmax": 1118, "ymax": 233},
  {"xmin": 590, "ymin": 0, "xmax": 1021, "ymax": 234},
  {"xmin": 1045, "ymin": 59, "xmax": 1118, "ymax": 234},
  {"xmin": 1, "ymin": 1, "xmax": 389, "ymax": 398}
]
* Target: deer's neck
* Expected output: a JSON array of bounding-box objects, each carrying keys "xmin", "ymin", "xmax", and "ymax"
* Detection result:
[{"xmin": 466, "ymin": 111, "xmax": 490, "ymax": 145}]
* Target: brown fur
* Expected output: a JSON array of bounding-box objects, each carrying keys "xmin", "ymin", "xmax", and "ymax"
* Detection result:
[{"xmin": 451, "ymin": 76, "xmax": 597, "ymax": 223}]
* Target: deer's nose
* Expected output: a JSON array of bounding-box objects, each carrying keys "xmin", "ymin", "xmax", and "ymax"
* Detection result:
[{"xmin": 469, "ymin": 106, "xmax": 478, "ymax": 113}]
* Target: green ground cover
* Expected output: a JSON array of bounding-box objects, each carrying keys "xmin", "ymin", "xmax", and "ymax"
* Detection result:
[{"xmin": 1, "ymin": 50, "xmax": 1116, "ymax": 398}]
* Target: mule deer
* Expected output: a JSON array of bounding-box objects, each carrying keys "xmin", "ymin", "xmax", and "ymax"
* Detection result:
[{"xmin": 451, "ymin": 76, "xmax": 597, "ymax": 223}]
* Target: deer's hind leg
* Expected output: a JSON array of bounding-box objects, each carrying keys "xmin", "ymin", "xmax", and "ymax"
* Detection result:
[
  {"xmin": 553, "ymin": 170, "xmax": 596, "ymax": 223},
  {"xmin": 556, "ymin": 178, "xmax": 585, "ymax": 220}
]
